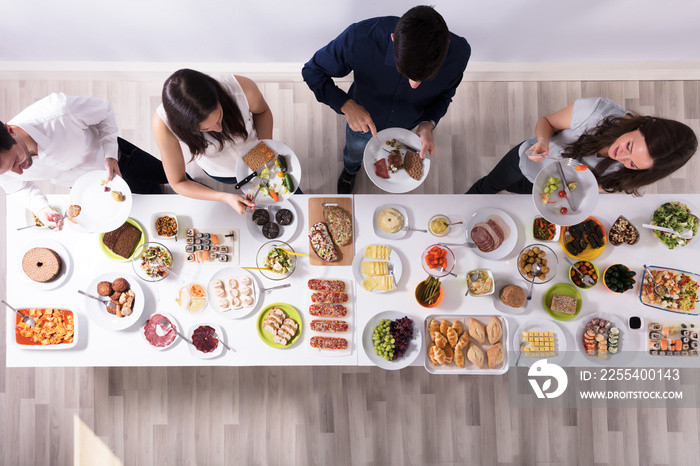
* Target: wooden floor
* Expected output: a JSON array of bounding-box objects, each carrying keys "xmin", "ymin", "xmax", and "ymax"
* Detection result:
[{"xmin": 1, "ymin": 75, "xmax": 700, "ymax": 465}]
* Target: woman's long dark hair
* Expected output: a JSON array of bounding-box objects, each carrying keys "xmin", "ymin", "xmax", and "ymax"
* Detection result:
[
  {"xmin": 162, "ymin": 69, "xmax": 248, "ymax": 160},
  {"xmin": 562, "ymin": 114, "xmax": 697, "ymax": 195}
]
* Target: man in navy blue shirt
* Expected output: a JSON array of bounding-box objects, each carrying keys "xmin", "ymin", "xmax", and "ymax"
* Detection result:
[{"xmin": 302, "ymin": 5, "xmax": 471, "ymax": 194}]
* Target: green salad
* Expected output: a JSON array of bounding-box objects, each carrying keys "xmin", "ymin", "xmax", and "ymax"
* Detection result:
[
  {"xmin": 265, "ymin": 247, "xmax": 292, "ymax": 274},
  {"xmin": 651, "ymin": 202, "xmax": 699, "ymax": 249}
]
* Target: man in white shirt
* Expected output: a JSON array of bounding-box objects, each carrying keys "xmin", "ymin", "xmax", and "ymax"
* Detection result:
[{"xmin": 0, "ymin": 93, "xmax": 167, "ymax": 229}]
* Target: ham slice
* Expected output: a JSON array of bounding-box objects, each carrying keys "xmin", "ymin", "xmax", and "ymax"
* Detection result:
[
  {"xmin": 374, "ymin": 159, "xmax": 390, "ymax": 179},
  {"xmin": 471, "ymin": 215, "xmax": 511, "ymax": 253}
]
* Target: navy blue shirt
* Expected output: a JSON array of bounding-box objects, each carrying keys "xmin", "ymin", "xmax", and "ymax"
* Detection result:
[{"xmin": 302, "ymin": 16, "xmax": 471, "ymax": 131}]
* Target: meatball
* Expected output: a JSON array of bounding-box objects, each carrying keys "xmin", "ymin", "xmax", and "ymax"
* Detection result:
[
  {"xmin": 97, "ymin": 281, "xmax": 113, "ymax": 296},
  {"xmin": 112, "ymin": 277, "xmax": 130, "ymax": 293}
]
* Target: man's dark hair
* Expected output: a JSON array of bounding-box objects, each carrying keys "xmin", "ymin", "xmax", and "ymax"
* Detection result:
[
  {"xmin": 0, "ymin": 121, "xmax": 16, "ymax": 151},
  {"xmin": 393, "ymin": 5, "xmax": 450, "ymax": 82}
]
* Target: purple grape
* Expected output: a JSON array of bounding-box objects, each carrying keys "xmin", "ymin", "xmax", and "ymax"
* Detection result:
[{"xmin": 390, "ymin": 317, "xmax": 414, "ymax": 360}]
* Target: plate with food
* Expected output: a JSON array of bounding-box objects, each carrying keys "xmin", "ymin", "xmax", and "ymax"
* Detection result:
[
  {"xmin": 246, "ymin": 198, "xmax": 299, "ymax": 243},
  {"xmin": 516, "ymin": 244, "xmax": 559, "ymax": 284},
  {"xmin": 466, "ymin": 208, "xmax": 518, "ymax": 260},
  {"xmin": 142, "ymin": 312, "xmax": 180, "ymax": 351},
  {"xmin": 307, "ymin": 197, "xmax": 354, "ymax": 266},
  {"xmin": 493, "ymin": 278, "xmax": 530, "ymax": 314},
  {"xmin": 187, "ymin": 322, "xmax": 226, "ymax": 359},
  {"xmin": 84, "ymin": 272, "xmax": 144, "ymax": 331},
  {"xmin": 255, "ymin": 241, "xmax": 296, "ymax": 280},
  {"xmin": 576, "ymin": 313, "xmax": 626, "ymax": 365},
  {"xmin": 608, "ymin": 215, "xmax": 640, "ymax": 246},
  {"xmin": 151, "ymin": 212, "xmax": 178, "ymax": 240},
  {"xmin": 99, "ymin": 218, "xmax": 145, "ymax": 262},
  {"xmin": 306, "ymin": 278, "xmax": 353, "ymax": 356},
  {"xmin": 208, "ymin": 267, "xmax": 261, "ymax": 319},
  {"xmin": 646, "ymin": 319, "xmax": 699, "ymax": 357},
  {"xmin": 560, "ymin": 217, "xmax": 606, "ymax": 261},
  {"xmin": 373, "ymin": 204, "xmax": 409, "ymax": 239},
  {"xmin": 640, "ymin": 265, "xmax": 699, "ymax": 316},
  {"xmin": 67, "ymin": 170, "xmax": 132, "ymax": 233},
  {"xmin": 362, "ymin": 127, "xmax": 430, "ymax": 193},
  {"xmin": 132, "ymin": 242, "xmax": 173, "ymax": 282},
  {"xmin": 649, "ymin": 201, "xmax": 699, "ymax": 249},
  {"xmin": 352, "ymin": 244, "xmax": 403, "ymax": 293},
  {"xmin": 256, "ymin": 302, "xmax": 302, "ymax": 348},
  {"xmin": 14, "ymin": 308, "xmax": 76, "ymax": 349},
  {"xmin": 234, "ymin": 140, "xmax": 301, "ymax": 204},
  {"xmin": 533, "ymin": 162, "xmax": 599, "ymax": 227},
  {"xmin": 424, "ymin": 315, "xmax": 507, "ymax": 374},
  {"xmin": 175, "ymin": 283, "xmax": 208, "ymax": 314},
  {"xmin": 513, "ymin": 318, "xmax": 567, "ymax": 366},
  {"xmin": 543, "ymin": 283, "xmax": 582, "ymax": 321},
  {"xmin": 363, "ymin": 311, "xmax": 421, "ymax": 370},
  {"xmin": 18, "ymin": 239, "xmax": 73, "ymax": 291},
  {"xmin": 466, "ymin": 268, "xmax": 495, "ymax": 296}
]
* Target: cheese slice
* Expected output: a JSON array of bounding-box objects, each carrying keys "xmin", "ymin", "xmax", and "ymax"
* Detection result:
[
  {"xmin": 361, "ymin": 261, "xmax": 389, "ymax": 276},
  {"xmin": 373, "ymin": 275, "xmax": 395, "ymax": 291},
  {"xmin": 361, "ymin": 276, "xmax": 378, "ymax": 292},
  {"xmin": 364, "ymin": 245, "xmax": 391, "ymax": 260}
]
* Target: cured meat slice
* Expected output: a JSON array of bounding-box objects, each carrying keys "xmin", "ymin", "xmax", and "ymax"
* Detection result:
[
  {"xmin": 486, "ymin": 215, "xmax": 511, "ymax": 242},
  {"xmin": 311, "ymin": 291, "xmax": 349, "ymax": 304},
  {"xmin": 143, "ymin": 314, "xmax": 177, "ymax": 348},
  {"xmin": 310, "ymin": 319, "xmax": 349, "ymax": 332},
  {"xmin": 310, "ymin": 336, "xmax": 348, "ymax": 350},
  {"xmin": 309, "ymin": 304, "xmax": 348, "ymax": 317},
  {"xmin": 470, "ymin": 225, "xmax": 495, "ymax": 252},
  {"xmin": 192, "ymin": 325, "xmax": 218, "ymax": 353},
  {"xmin": 374, "ymin": 158, "xmax": 390, "ymax": 179},
  {"xmin": 307, "ymin": 279, "xmax": 346, "ymax": 292}
]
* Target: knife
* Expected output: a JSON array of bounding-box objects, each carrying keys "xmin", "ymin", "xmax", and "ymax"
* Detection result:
[
  {"xmin": 235, "ymin": 157, "xmax": 276, "ymax": 190},
  {"xmin": 395, "ymin": 139, "xmax": 420, "ymax": 154},
  {"xmin": 555, "ymin": 161, "xmax": 578, "ymax": 212}
]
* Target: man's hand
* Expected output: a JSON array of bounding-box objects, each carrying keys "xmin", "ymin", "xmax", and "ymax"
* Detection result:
[
  {"xmin": 341, "ymin": 99, "xmax": 377, "ymax": 136},
  {"xmin": 415, "ymin": 121, "xmax": 436, "ymax": 159},
  {"xmin": 224, "ymin": 193, "xmax": 255, "ymax": 215},
  {"xmin": 105, "ymin": 157, "xmax": 122, "ymax": 181},
  {"xmin": 37, "ymin": 206, "xmax": 65, "ymax": 231}
]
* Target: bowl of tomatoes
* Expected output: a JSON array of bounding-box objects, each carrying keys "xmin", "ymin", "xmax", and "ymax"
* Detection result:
[{"xmin": 569, "ymin": 260, "xmax": 599, "ymax": 289}]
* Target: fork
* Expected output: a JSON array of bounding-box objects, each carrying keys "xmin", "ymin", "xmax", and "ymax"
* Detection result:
[
  {"xmin": 245, "ymin": 180, "xmax": 268, "ymax": 213},
  {"xmin": 401, "ymin": 225, "xmax": 427, "ymax": 233},
  {"xmin": 387, "ymin": 262, "xmax": 398, "ymax": 289},
  {"xmin": 213, "ymin": 332, "xmax": 234, "ymax": 352},
  {"xmin": 78, "ymin": 290, "xmax": 117, "ymax": 312}
]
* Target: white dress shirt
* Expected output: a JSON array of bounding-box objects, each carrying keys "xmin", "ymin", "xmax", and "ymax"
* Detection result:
[{"xmin": 0, "ymin": 93, "xmax": 119, "ymax": 213}]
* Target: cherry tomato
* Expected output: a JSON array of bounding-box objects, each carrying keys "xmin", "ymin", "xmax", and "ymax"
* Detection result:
[
  {"xmin": 560, "ymin": 207, "xmax": 568, "ymax": 214},
  {"xmin": 558, "ymin": 191, "xmax": 567, "ymax": 198}
]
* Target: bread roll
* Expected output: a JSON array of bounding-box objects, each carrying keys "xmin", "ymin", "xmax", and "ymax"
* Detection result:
[
  {"xmin": 454, "ymin": 346, "xmax": 465, "ymax": 368},
  {"xmin": 439, "ymin": 319, "xmax": 449, "ymax": 335},
  {"xmin": 443, "ymin": 345, "xmax": 454, "ymax": 365},
  {"xmin": 487, "ymin": 342, "xmax": 504, "ymax": 368},
  {"xmin": 435, "ymin": 331, "xmax": 448, "ymax": 349},
  {"xmin": 452, "ymin": 320, "xmax": 463, "ymax": 335},
  {"xmin": 455, "ymin": 332, "xmax": 469, "ymax": 350},
  {"xmin": 486, "ymin": 317, "xmax": 503, "ymax": 345},
  {"xmin": 433, "ymin": 346, "xmax": 447, "ymax": 365},
  {"xmin": 467, "ymin": 343, "xmax": 485, "ymax": 369},
  {"xmin": 469, "ymin": 318, "xmax": 486, "ymax": 345}
]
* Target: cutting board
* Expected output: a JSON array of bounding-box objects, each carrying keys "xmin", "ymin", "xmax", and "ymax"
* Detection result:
[{"xmin": 308, "ymin": 197, "xmax": 354, "ymax": 266}]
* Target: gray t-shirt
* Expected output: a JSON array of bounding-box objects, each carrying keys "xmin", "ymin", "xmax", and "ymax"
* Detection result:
[{"xmin": 519, "ymin": 97, "xmax": 628, "ymax": 182}]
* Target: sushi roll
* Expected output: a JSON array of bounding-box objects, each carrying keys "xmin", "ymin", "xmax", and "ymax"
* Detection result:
[
  {"xmin": 195, "ymin": 239, "xmax": 202, "ymax": 244},
  {"xmin": 185, "ymin": 245, "xmax": 195, "ymax": 253},
  {"xmin": 217, "ymin": 298, "xmax": 230, "ymax": 310},
  {"xmin": 649, "ymin": 323, "xmax": 662, "ymax": 331},
  {"xmin": 650, "ymin": 350, "xmax": 658, "ymax": 356},
  {"xmin": 195, "ymin": 244, "xmax": 203, "ymax": 251},
  {"xmin": 186, "ymin": 254, "xmax": 196, "ymax": 262},
  {"xmin": 681, "ymin": 351, "xmax": 689, "ymax": 357},
  {"xmin": 682, "ymin": 337, "xmax": 690, "ymax": 344},
  {"xmin": 241, "ymin": 295, "xmax": 254, "ymax": 307},
  {"xmin": 691, "ymin": 350, "xmax": 699, "ymax": 357},
  {"xmin": 649, "ymin": 331, "xmax": 661, "ymax": 341},
  {"xmin": 673, "ymin": 351, "xmax": 681, "ymax": 356},
  {"xmin": 202, "ymin": 233, "xmax": 210, "ymax": 238},
  {"xmin": 210, "ymin": 252, "xmax": 218, "ymax": 259},
  {"xmin": 219, "ymin": 246, "xmax": 229, "ymax": 253},
  {"xmin": 659, "ymin": 351, "xmax": 666, "ymax": 356},
  {"xmin": 681, "ymin": 329, "xmax": 690, "ymax": 337},
  {"xmin": 682, "ymin": 344, "xmax": 689, "ymax": 351},
  {"xmin": 238, "ymin": 274, "xmax": 252, "ymax": 286},
  {"xmin": 690, "ymin": 332, "xmax": 699, "ymax": 341},
  {"xmin": 195, "ymin": 233, "xmax": 203, "ymax": 239},
  {"xmin": 648, "ymin": 341, "xmax": 661, "ymax": 350},
  {"xmin": 186, "ymin": 237, "xmax": 195, "ymax": 244},
  {"xmin": 186, "ymin": 228, "xmax": 195, "ymax": 237},
  {"xmin": 203, "ymin": 244, "xmax": 210, "ymax": 251},
  {"xmin": 691, "ymin": 341, "xmax": 699, "ymax": 349},
  {"xmin": 218, "ymin": 255, "xmax": 229, "ymax": 262},
  {"xmin": 210, "ymin": 245, "xmax": 219, "ymax": 252}
]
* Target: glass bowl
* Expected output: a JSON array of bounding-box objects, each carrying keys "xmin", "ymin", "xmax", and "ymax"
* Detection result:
[
  {"xmin": 421, "ymin": 244, "xmax": 455, "ymax": 278},
  {"xmin": 132, "ymin": 242, "xmax": 172, "ymax": 282},
  {"xmin": 256, "ymin": 240, "xmax": 296, "ymax": 280},
  {"xmin": 428, "ymin": 215, "xmax": 452, "ymax": 237},
  {"xmin": 517, "ymin": 243, "xmax": 558, "ymax": 284}
]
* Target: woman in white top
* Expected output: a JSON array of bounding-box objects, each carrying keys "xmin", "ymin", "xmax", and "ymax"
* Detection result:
[
  {"xmin": 152, "ymin": 69, "xmax": 273, "ymax": 214},
  {"xmin": 467, "ymin": 97, "xmax": 697, "ymax": 195}
]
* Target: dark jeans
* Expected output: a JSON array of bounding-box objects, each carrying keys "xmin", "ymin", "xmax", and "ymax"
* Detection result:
[
  {"xmin": 204, "ymin": 171, "xmax": 303, "ymax": 194},
  {"xmin": 117, "ymin": 137, "xmax": 168, "ymax": 194},
  {"xmin": 466, "ymin": 142, "xmax": 534, "ymax": 194},
  {"xmin": 342, "ymin": 124, "xmax": 373, "ymax": 174}
]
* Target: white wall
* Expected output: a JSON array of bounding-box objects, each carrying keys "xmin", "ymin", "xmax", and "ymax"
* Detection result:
[{"xmin": 2, "ymin": 0, "xmax": 700, "ymax": 64}]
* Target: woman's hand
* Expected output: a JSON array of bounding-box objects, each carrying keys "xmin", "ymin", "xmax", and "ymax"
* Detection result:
[
  {"xmin": 224, "ymin": 193, "xmax": 255, "ymax": 215},
  {"xmin": 37, "ymin": 206, "xmax": 65, "ymax": 231},
  {"xmin": 527, "ymin": 141, "xmax": 550, "ymax": 162}
]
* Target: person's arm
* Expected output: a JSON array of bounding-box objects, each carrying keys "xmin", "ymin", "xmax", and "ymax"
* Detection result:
[
  {"xmin": 151, "ymin": 114, "xmax": 253, "ymax": 215},
  {"xmin": 237, "ymin": 75, "xmax": 273, "ymax": 140},
  {"xmin": 527, "ymin": 104, "xmax": 575, "ymax": 161}
]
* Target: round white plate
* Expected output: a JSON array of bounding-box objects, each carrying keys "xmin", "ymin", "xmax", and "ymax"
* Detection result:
[
  {"xmin": 187, "ymin": 322, "xmax": 225, "ymax": 359},
  {"xmin": 362, "ymin": 128, "xmax": 431, "ymax": 193},
  {"xmin": 234, "ymin": 139, "xmax": 302, "ymax": 204},
  {"xmin": 362, "ymin": 311, "xmax": 422, "ymax": 370},
  {"xmin": 372, "ymin": 204, "xmax": 409, "ymax": 240},
  {"xmin": 575, "ymin": 312, "xmax": 629, "ymax": 365},
  {"xmin": 513, "ymin": 318, "xmax": 567, "ymax": 366},
  {"xmin": 492, "ymin": 277, "xmax": 531, "ymax": 315},
  {"xmin": 84, "ymin": 272, "xmax": 145, "ymax": 331},
  {"xmin": 208, "ymin": 267, "xmax": 260, "ymax": 319},
  {"xmin": 68, "ymin": 170, "xmax": 132, "ymax": 233},
  {"xmin": 18, "ymin": 239, "xmax": 73, "ymax": 291},
  {"xmin": 466, "ymin": 208, "xmax": 518, "ymax": 260},
  {"xmin": 141, "ymin": 312, "xmax": 180, "ymax": 351},
  {"xmin": 352, "ymin": 245, "xmax": 403, "ymax": 293},
  {"xmin": 532, "ymin": 162, "xmax": 599, "ymax": 227},
  {"xmin": 245, "ymin": 198, "xmax": 300, "ymax": 244}
]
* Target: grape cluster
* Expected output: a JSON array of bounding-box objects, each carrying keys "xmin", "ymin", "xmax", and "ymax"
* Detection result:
[
  {"xmin": 372, "ymin": 319, "xmax": 395, "ymax": 361},
  {"xmin": 390, "ymin": 317, "xmax": 414, "ymax": 360}
]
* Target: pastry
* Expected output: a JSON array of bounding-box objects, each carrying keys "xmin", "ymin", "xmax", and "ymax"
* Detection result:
[
  {"xmin": 487, "ymin": 343, "xmax": 504, "ymax": 369},
  {"xmin": 486, "ymin": 317, "xmax": 502, "ymax": 345},
  {"xmin": 466, "ymin": 343, "xmax": 485, "ymax": 369},
  {"xmin": 434, "ymin": 331, "xmax": 447, "ymax": 349},
  {"xmin": 454, "ymin": 346, "xmax": 465, "ymax": 368},
  {"xmin": 446, "ymin": 327, "xmax": 459, "ymax": 347},
  {"xmin": 439, "ymin": 319, "xmax": 449, "ymax": 335},
  {"xmin": 468, "ymin": 318, "xmax": 486, "ymax": 345}
]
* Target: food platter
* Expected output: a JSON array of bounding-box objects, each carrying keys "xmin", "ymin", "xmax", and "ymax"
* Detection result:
[
  {"xmin": 513, "ymin": 318, "xmax": 567, "ymax": 366},
  {"xmin": 256, "ymin": 302, "xmax": 302, "ymax": 349},
  {"xmin": 639, "ymin": 265, "xmax": 700, "ymax": 316},
  {"xmin": 132, "ymin": 242, "xmax": 173, "ymax": 282},
  {"xmin": 492, "ymin": 278, "xmax": 531, "ymax": 314},
  {"xmin": 18, "ymin": 238, "xmax": 73, "ymax": 291},
  {"xmin": 352, "ymin": 244, "xmax": 403, "ymax": 293},
  {"xmin": 208, "ymin": 267, "xmax": 261, "ymax": 319},
  {"xmin": 559, "ymin": 217, "xmax": 607, "ymax": 261},
  {"xmin": 305, "ymin": 278, "xmax": 353, "ymax": 357},
  {"xmin": 466, "ymin": 208, "xmax": 518, "ymax": 260},
  {"xmin": 649, "ymin": 200, "xmax": 699, "ymax": 249},
  {"xmin": 543, "ymin": 283, "xmax": 582, "ymax": 321},
  {"xmin": 372, "ymin": 204, "xmax": 409, "ymax": 240},
  {"xmin": 141, "ymin": 312, "xmax": 180, "ymax": 351},
  {"xmin": 532, "ymin": 161, "xmax": 599, "ymax": 227},
  {"xmin": 99, "ymin": 218, "xmax": 145, "ymax": 262},
  {"xmin": 307, "ymin": 197, "xmax": 354, "ymax": 266},
  {"xmin": 575, "ymin": 313, "xmax": 627, "ymax": 365},
  {"xmin": 245, "ymin": 198, "xmax": 300, "ymax": 244},
  {"xmin": 13, "ymin": 308, "xmax": 77, "ymax": 350},
  {"xmin": 362, "ymin": 127, "xmax": 430, "ymax": 193},
  {"xmin": 68, "ymin": 170, "xmax": 133, "ymax": 233},
  {"xmin": 234, "ymin": 139, "xmax": 302, "ymax": 204},
  {"xmin": 645, "ymin": 318, "xmax": 699, "ymax": 358},
  {"xmin": 84, "ymin": 272, "xmax": 145, "ymax": 331},
  {"xmin": 187, "ymin": 322, "xmax": 226, "ymax": 359},
  {"xmin": 362, "ymin": 310, "xmax": 422, "ymax": 370}
]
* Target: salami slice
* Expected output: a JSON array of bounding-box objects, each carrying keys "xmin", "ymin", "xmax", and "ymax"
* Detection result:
[
  {"xmin": 309, "ymin": 304, "xmax": 347, "ymax": 317},
  {"xmin": 311, "ymin": 291, "xmax": 348, "ymax": 304},
  {"xmin": 310, "ymin": 336, "xmax": 348, "ymax": 350},
  {"xmin": 310, "ymin": 319, "xmax": 349, "ymax": 333},
  {"xmin": 307, "ymin": 279, "xmax": 346, "ymax": 292}
]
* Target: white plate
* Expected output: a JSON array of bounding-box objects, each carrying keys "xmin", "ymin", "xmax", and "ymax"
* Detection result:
[
  {"xmin": 492, "ymin": 278, "xmax": 531, "ymax": 314},
  {"xmin": 187, "ymin": 322, "xmax": 225, "ymax": 359},
  {"xmin": 352, "ymin": 245, "xmax": 403, "ymax": 293},
  {"xmin": 575, "ymin": 312, "xmax": 629, "ymax": 365},
  {"xmin": 466, "ymin": 208, "xmax": 518, "ymax": 260},
  {"xmin": 372, "ymin": 204, "xmax": 409, "ymax": 240},
  {"xmin": 13, "ymin": 308, "xmax": 78, "ymax": 350},
  {"xmin": 68, "ymin": 170, "xmax": 132, "ymax": 233},
  {"xmin": 245, "ymin": 199, "xmax": 300, "ymax": 244},
  {"xmin": 141, "ymin": 312, "xmax": 180, "ymax": 351},
  {"xmin": 513, "ymin": 318, "xmax": 567, "ymax": 366},
  {"xmin": 208, "ymin": 267, "xmax": 260, "ymax": 319},
  {"xmin": 532, "ymin": 162, "xmax": 599, "ymax": 227},
  {"xmin": 234, "ymin": 139, "xmax": 301, "ymax": 204},
  {"xmin": 362, "ymin": 128, "xmax": 431, "ymax": 193},
  {"xmin": 18, "ymin": 239, "xmax": 73, "ymax": 291},
  {"xmin": 83, "ymin": 272, "xmax": 145, "ymax": 331},
  {"xmin": 362, "ymin": 311, "xmax": 422, "ymax": 370},
  {"xmin": 150, "ymin": 212, "xmax": 178, "ymax": 240}
]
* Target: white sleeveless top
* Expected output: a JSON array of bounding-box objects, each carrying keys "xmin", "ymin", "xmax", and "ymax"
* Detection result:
[{"xmin": 156, "ymin": 74, "xmax": 258, "ymax": 177}]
